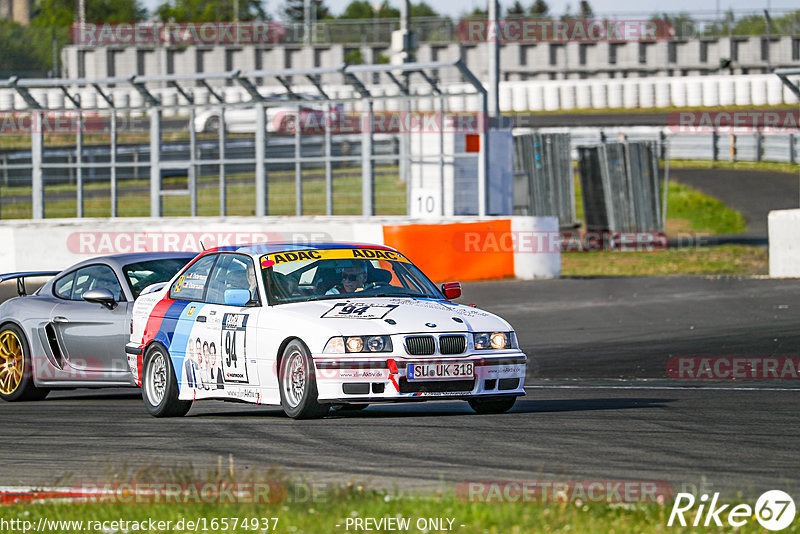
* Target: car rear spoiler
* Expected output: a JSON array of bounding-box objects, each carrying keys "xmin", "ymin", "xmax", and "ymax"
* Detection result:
[{"xmin": 0, "ymin": 271, "xmax": 61, "ymax": 296}]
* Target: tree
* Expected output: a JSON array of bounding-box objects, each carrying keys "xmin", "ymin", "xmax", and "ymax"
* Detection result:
[
  {"xmin": 156, "ymin": 0, "xmax": 267, "ymax": 22},
  {"xmin": 0, "ymin": 20, "xmax": 55, "ymax": 75},
  {"xmin": 410, "ymin": 2, "xmax": 439, "ymax": 17},
  {"xmin": 463, "ymin": 6, "xmax": 487, "ymax": 18},
  {"xmin": 33, "ymin": 0, "xmax": 148, "ymax": 28},
  {"xmin": 529, "ymin": 0, "xmax": 548, "ymax": 18},
  {"xmin": 731, "ymin": 14, "xmax": 765, "ymax": 35},
  {"xmin": 283, "ymin": 0, "xmax": 332, "ymax": 22},
  {"xmin": 578, "ymin": 0, "xmax": 593, "ymax": 18},
  {"xmin": 338, "ymin": 0, "xmax": 398, "ymax": 19},
  {"xmin": 506, "ymin": 0, "xmax": 525, "ymax": 17}
]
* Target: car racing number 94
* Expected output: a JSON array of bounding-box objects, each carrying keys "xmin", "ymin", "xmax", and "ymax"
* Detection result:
[{"xmin": 221, "ymin": 313, "xmax": 249, "ymax": 383}]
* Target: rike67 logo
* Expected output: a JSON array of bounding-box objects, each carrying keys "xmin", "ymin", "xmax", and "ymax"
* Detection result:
[{"xmin": 668, "ymin": 490, "xmax": 796, "ymax": 531}]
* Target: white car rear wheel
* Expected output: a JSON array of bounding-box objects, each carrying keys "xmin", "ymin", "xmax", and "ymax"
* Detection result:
[{"xmin": 142, "ymin": 344, "xmax": 191, "ymax": 418}]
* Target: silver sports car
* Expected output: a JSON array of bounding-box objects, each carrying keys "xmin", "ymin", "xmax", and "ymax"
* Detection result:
[{"xmin": 0, "ymin": 252, "xmax": 195, "ymax": 401}]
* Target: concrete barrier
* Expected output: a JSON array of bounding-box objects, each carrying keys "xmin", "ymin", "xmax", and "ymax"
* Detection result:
[
  {"xmin": 0, "ymin": 216, "xmax": 561, "ymax": 282},
  {"xmin": 769, "ymin": 209, "xmax": 800, "ymax": 278}
]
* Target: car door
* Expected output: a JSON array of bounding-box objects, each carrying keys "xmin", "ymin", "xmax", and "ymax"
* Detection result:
[
  {"xmin": 200, "ymin": 254, "xmax": 261, "ymax": 396},
  {"xmin": 164, "ymin": 254, "xmax": 217, "ymax": 391},
  {"xmin": 49, "ymin": 264, "xmax": 130, "ymax": 377}
]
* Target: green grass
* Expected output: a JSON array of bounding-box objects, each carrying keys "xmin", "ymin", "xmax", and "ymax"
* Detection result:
[
  {"xmin": 0, "ymin": 168, "xmax": 407, "ymax": 219},
  {"xmin": 562, "ymin": 244, "xmax": 768, "ymax": 277},
  {"xmin": 665, "ymin": 181, "xmax": 746, "ymax": 236},
  {"xmin": 574, "ymin": 174, "xmax": 746, "ymax": 236},
  {"xmin": 569, "ymin": 169, "xmax": 758, "ymax": 277},
  {"xmin": 4, "ymin": 488, "xmax": 790, "ymax": 533}
]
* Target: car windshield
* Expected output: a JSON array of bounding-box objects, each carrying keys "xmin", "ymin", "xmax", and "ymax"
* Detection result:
[
  {"xmin": 261, "ymin": 248, "xmax": 442, "ymax": 304},
  {"xmin": 123, "ymin": 258, "xmax": 193, "ymax": 299}
]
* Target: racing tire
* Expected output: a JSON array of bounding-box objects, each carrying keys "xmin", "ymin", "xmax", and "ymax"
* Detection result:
[
  {"xmin": 0, "ymin": 324, "xmax": 49, "ymax": 402},
  {"xmin": 468, "ymin": 395, "xmax": 516, "ymax": 414},
  {"xmin": 142, "ymin": 343, "xmax": 191, "ymax": 418},
  {"xmin": 278, "ymin": 340, "xmax": 329, "ymax": 420}
]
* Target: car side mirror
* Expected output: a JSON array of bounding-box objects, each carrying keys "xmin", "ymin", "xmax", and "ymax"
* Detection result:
[
  {"xmin": 224, "ymin": 289, "xmax": 251, "ymax": 307},
  {"xmin": 441, "ymin": 282, "xmax": 462, "ymax": 300},
  {"xmin": 83, "ymin": 288, "xmax": 118, "ymax": 310}
]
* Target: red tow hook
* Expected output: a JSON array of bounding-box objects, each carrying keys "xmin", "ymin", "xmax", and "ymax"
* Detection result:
[{"xmin": 387, "ymin": 359, "xmax": 400, "ymax": 392}]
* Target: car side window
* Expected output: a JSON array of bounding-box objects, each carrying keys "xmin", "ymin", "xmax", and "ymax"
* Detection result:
[
  {"xmin": 205, "ymin": 254, "xmax": 259, "ymax": 305},
  {"xmin": 54, "ymin": 272, "xmax": 75, "ymax": 299},
  {"xmin": 71, "ymin": 265, "xmax": 124, "ymax": 301},
  {"xmin": 169, "ymin": 255, "xmax": 216, "ymax": 301}
]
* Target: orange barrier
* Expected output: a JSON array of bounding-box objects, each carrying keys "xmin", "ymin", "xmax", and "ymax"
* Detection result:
[{"xmin": 383, "ymin": 220, "xmax": 515, "ymax": 282}]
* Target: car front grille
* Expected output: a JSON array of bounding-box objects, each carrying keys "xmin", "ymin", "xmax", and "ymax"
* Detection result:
[
  {"xmin": 405, "ymin": 335, "xmax": 435, "ymax": 355},
  {"xmin": 439, "ymin": 335, "xmax": 466, "ymax": 355},
  {"xmin": 399, "ymin": 378, "xmax": 475, "ymax": 393}
]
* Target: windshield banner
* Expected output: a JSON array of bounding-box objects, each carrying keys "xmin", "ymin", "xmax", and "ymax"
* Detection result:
[{"xmin": 260, "ymin": 248, "xmax": 410, "ymax": 268}]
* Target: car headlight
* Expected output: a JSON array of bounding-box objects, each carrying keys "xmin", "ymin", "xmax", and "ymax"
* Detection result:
[
  {"xmin": 473, "ymin": 332, "xmax": 512, "ymax": 350},
  {"xmin": 323, "ymin": 336, "xmax": 393, "ymax": 353}
]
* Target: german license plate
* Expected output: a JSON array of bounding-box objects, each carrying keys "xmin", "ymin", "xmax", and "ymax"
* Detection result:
[{"xmin": 407, "ymin": 361, "xmax": 474, "ymax": 380}]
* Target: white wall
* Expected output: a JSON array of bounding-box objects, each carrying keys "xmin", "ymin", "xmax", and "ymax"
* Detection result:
[
  {"xmin": 0, "ymin": 216, "xmax": 560, "ymax": 280},
  {"xmin": 769, "ymin": 209, "xmax": 800, "ymax": 278},
  {"xmin": 1, "ymin": 74, "xmax": 797, "ymax": 114}
]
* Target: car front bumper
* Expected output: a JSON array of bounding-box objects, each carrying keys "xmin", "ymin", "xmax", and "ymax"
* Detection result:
[{"xmin": 312, "ymin": 351, "xmax": 527, "ymax": 403}]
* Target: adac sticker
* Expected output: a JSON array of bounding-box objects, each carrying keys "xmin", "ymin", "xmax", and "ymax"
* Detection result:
[{"xmin": 260, "ymin": 248, "xmax": 410, "ymax": 268}]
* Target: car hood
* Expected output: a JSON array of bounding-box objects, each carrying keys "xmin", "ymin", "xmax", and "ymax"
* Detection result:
[{"xmin": 277, "ymin": 296, "xmax": 513, "ymax": 336}]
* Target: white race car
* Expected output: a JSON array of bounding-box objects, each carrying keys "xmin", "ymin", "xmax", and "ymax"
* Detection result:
[{"xmin": 126, "ymin": 243, "xmax": 527, "ymax": 419}]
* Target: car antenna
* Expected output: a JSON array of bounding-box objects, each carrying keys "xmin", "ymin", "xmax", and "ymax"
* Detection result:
[{"xmin": 200, "ymin": 241, "xmax": 206, "ymax": 250}]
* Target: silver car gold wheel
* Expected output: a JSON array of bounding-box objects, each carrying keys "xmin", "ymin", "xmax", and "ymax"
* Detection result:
[
  {"xmin": 282, "ymin": 350, "xmax": 306, "ymax": 408},
  {"xmin": 0, "ymin": 330, "xmax": 24, "ymax": 396},
  {"xmin": 145, "ymin": 350, "xmax": 167, "ymax": 406}
]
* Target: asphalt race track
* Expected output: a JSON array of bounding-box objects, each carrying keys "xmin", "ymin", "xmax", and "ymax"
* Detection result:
[{"xmin": 2, "ymin": 276, "xmax": 800, "ymax": 496}]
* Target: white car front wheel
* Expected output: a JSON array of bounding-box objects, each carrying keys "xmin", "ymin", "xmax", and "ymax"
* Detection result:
[{"xmin": 278, "ymin": 340, "xmax": 329, "ymax": 420}]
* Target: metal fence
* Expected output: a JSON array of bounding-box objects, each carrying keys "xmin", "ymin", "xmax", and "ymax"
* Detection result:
[
  {"xmin": 577, "ymin": 142, "xmax": 663, "ymax": 233},
  {"xmin": 0, "ymin": 61, "xmax": 490, "ymax": 220},
  {"xmin": 512, "ymin": 132, "xmax": 575, "ymax": 228},
  {"xmin": 536, "ymin": 127, "xmax": 800, "ymax": 164}
]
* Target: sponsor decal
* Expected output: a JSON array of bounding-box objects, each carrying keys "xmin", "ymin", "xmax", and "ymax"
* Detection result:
[
  {"xmin": 260, "ymin": 248, "xmax": 410, "ymax": 267},
  {"xmin": 321, "ymin": 303, "xmax": 398, "ymax": 320},
  {"xmin": 221, "ymin": 313, "xmax": 249, "ymax": 383}
]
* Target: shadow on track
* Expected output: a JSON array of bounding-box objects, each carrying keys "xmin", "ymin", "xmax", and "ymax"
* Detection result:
[{"xmin": 183, "ymin": 397, "xmax": 673, "ymax": 419}]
